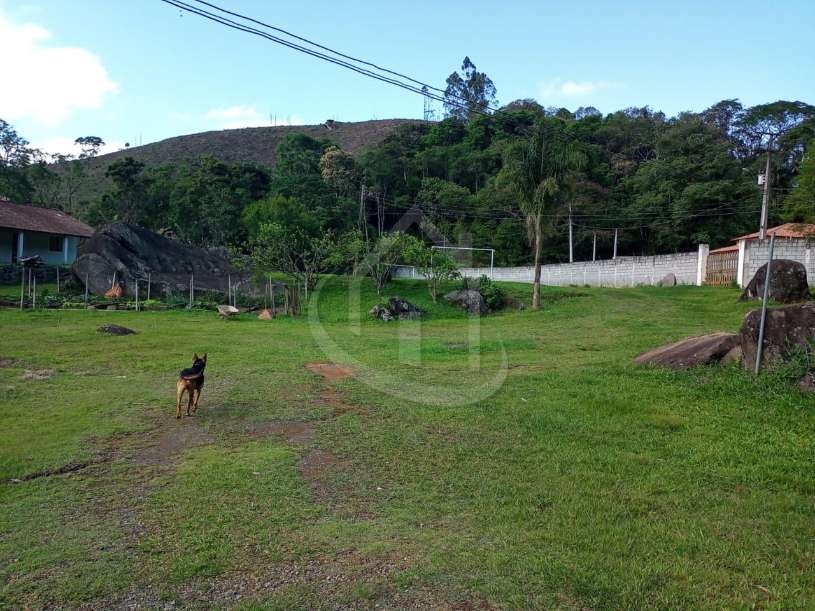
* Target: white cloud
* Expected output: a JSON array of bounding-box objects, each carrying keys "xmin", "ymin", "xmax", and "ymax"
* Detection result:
[
  {"xmin": 32, "ymin": 136, "xmax": 128, "ymax": 158},
  {"xmin": 0, "ymin": 13, "xmax": 118, "ymax": 124},
  {"xmin": 206, "ymin": 105, "xmax": 305, "ymax": 129},
  {"xmin": 539, "ymin": 79, "xmax": 616, "ymax": 101}
]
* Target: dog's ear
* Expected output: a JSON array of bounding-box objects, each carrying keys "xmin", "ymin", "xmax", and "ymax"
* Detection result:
[
  {"xmin": 202, "ymin": 353, "xmax": 207, "ymax": 362},
  {"xmin": 193, "ymin": 352, "xmax": 199, "ymax": 361}
]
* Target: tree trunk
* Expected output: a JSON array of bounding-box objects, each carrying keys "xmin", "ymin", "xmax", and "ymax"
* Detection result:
[{"xmin": 532, "ymin": 213, "xmax": 542, "ymax": 310}]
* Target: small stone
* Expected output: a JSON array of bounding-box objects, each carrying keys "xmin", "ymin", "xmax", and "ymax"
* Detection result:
[
  {"xmin": 799, "ymin": 370, "xmax": 815, "ymax": 393},
  {"xmin": 657, "ymin": 272, "xmax": 677, "ymax": 287}
]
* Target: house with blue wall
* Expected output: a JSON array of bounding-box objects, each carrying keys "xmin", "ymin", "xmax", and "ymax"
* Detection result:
[{"xmin": 0, "ymin": 198, "xmax": 94, "ymax": 266}]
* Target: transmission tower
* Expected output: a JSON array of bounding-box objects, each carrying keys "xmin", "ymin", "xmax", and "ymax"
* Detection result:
[{"xmin": 422, "ymin": 86, "xmax": 435, "ymax": 121}]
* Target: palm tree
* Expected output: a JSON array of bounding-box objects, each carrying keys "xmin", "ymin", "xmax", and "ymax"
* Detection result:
[{"xmin": 499, "ymin": 119, "xmax": 585, "ymax": 309}]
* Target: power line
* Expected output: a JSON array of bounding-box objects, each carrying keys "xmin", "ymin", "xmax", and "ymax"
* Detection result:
[
  {"xmin": 157, "ymin": 0, "xmax": 497, "ymax": 116},
  {"xmin": 188, "ymin": 0, "xmax": 453, "ymax": 100}
]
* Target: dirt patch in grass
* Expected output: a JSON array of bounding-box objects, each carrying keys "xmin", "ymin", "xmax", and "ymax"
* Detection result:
[
  {"xmin": 298, "ymin": 448, "xmax": 340, "ymax": 502},
  {"xmin": 132, "ymin": 422, "xmax": 215, "ymax": 466},
  {"xmin": 21, "ymin": 368, "xmax": 54, "ymax": 380},
  {"xmin": 315, "ymin": 387, "xmax": 359, "ymax": 417},
  {"xmin": 82, "ymin": 549, "xmax": 420, "ymax": 610},
  {"xmin": 306, "ymin": 362, "xmax": 354, "ymax": 381},
  {"xmin": 239, "ymin": 419, "xmax": 315, "ymax": 445},
  {"xmin": 0, "ymin": 356, "xmax": 18, "ymax": 368}
]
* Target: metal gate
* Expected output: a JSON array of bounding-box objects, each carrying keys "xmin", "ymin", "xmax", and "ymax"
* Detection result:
[{"xmin": 705, "ymin": 248, "xmax": 738, "ymax": 286}]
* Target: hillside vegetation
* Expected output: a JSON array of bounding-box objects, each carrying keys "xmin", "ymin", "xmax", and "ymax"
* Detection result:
[{"xmin": 59, "ymin": 119, "xmax": 426, "ymax": 202}]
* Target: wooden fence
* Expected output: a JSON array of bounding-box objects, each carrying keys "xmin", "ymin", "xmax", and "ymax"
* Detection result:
[{"xmin": 705, "ymin": 249, "xmax": 738, "ymax": 286}]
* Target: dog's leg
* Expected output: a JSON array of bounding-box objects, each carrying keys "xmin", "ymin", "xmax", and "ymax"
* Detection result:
[
  {"xmin": 192, "ymin": 388, "xmax": 201, "ymax": 413},
  {"xmin": 186, "ymin": 386, "xmax": 195, "ymax": 416},
  {"xmin": 175, "ymin": 381, "xmax": 185, "ymax": 419}
]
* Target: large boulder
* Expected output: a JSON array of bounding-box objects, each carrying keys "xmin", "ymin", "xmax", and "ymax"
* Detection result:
[
  {"xmin": 72, "ymin": 222, "xmax": 267, "ymax": 298},
  {"xmin": 444, "ymin": 289, "xmax": 489, "ymax": 315},
  {"xmin": 740, "ymin": 259, "xmax": 810, "ymax": 303},
  {"xmin": 740, "ymin": 303, "xmax": 815, "ymax": 368},
  {"xmin": 634, "ymin": 332, "xmax": 740, "ymax": 369}
]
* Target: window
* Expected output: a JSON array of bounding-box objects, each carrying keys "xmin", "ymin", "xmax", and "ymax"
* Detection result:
[{"xmin": 49, "ymin": 236, "xmax": 63, "ymax": 252}]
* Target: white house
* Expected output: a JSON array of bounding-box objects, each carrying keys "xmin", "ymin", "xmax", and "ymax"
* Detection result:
[{"xmin": 0, "ymin": 198, "xmax": 94, "ymax": 266}]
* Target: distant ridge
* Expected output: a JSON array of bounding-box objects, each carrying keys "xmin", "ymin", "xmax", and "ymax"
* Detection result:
[{"xmin": 65, "ymin": 118, "xmax": 429, "ymax": 200}]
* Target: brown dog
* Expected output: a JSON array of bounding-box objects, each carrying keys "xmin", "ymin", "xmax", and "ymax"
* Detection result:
[{"xmin": 176, "ymin": 353, "xmax": 207, "ymax": 419}]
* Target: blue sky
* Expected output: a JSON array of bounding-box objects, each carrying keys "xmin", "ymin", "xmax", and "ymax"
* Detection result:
[{"xmin": 2, "ymin": 0, "xmax": 813, "ymax": 156}]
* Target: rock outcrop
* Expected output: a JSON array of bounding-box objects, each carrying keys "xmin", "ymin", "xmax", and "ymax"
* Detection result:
[
  {"xmin": 634, "ymin": 332, "xmax": 740, "ymax": 369},
  {"xmin": 444, "ymin": 289, "xmax": 489, "ymax": 315},
  {"xmin": 72, "ymin": 222, "xmax": 254, "ymax": 298},
  {"xmin": 740, "ymin": 259, "xmax": 810, "ymax": 303},
  {"xmin": 739, "ymin": 303, "xmax": 815, "ymax": 368}
]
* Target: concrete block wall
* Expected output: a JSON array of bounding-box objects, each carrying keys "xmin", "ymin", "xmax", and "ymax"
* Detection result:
[
  {"xmin": 393, "ymin": 247, "xmax": 704, "ymax": 288},
  {"xmin": 740, "ymin": 238, "xmax": 815, "ymax": 286}
]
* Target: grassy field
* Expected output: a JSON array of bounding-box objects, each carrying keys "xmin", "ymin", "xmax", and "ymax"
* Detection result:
[{"xmin": 0, "ymin": 279, "xmax": 813, "ymax": 610}]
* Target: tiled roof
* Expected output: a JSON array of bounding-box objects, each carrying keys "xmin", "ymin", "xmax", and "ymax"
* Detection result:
[
  {"xmin": 709, "ymin": 244, "xmax": 740, "ymax": 254},
  {"xmin": 0, "ymin": 198, "xmax": 94, "ymax": 238},
  {"xmin": 734, "ymin": 223, "xmax": 815, "ymax": 241}
]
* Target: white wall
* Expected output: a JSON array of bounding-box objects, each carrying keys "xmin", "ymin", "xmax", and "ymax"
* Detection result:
[{"xmin": 393, "ymin": 247, "xmax": 704, "ymax": 288}]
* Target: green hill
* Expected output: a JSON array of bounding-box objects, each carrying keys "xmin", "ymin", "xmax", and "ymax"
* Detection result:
[{"xmin": 63, "ymin": 118, "xmax": 425, "ymax": 201}]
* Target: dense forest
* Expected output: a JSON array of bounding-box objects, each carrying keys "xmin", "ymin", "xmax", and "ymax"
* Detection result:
[{"xmin": 1, "ymin": 58, "xmax": 814, "ymax": 269}]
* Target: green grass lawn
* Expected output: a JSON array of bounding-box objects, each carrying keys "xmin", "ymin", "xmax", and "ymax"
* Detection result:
[{"xmin": 0, "ymin": 279, "xmax": 813, "ymax": 610}]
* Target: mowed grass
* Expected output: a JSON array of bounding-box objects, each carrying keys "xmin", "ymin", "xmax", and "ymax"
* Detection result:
[{"xmin": 0, "ymin": 279, "xmax": 813, "ymax": 609}]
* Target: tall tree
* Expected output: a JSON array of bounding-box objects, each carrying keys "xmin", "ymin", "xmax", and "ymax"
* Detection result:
[
  {"xmin": 0, "ymin": 119, "xmax": 35, "ymax": 201},
  {"xmin": 498, "ymin": 119, "xmax": 585, "ymax": 309},
  {"xmin": 784, "ymin": 140, "xmax": 815, "ymax": 222},
  {"xmin": 443, "ymin": 57, "xmax": 498, "ymax": 121},
  {"xmin": 74, "ymin": 136, "xmax": 105, "ymax": 159},
  {"xmin": 737, "ymin": 101, "xmax": 815, "ymax": 236}
]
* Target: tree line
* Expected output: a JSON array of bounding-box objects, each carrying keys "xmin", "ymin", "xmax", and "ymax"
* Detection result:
[{"xmin": 1, "ymin": 58, "xmax": 813, "ymax": 307}]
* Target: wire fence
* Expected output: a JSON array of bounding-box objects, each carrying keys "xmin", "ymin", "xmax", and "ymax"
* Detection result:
[{"xmin": 0, "ymin": 263, "xmax": 303, "ymax": 316}]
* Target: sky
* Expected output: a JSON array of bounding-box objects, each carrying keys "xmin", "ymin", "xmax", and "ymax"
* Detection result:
[{"xmin": 2, "ymin": 0, "xmax": 813, "ymax": 157}]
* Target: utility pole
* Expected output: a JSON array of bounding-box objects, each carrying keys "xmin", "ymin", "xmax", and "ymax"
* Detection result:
[
  {"xmin": 613, "ymin": 228, "xmax": 618, "ymax": 260},
  {"xmin": 759, "ymin": 138, "xmax": 773, "ymax": 240},
  {"xmin": 568, "ymin": 203, "xmax": 574, "ymax": 263},
  {"xmin": 592, "ymin": 232, "xmax": 597, "ymax": 262}
]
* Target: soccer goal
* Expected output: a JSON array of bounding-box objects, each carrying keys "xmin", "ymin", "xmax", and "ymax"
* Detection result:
[{"xmin": 430, "ymin": 245, "xmax": 495, "ymax": 277}]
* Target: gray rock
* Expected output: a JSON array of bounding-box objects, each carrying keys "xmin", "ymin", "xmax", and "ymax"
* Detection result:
[
  {"xmin": 799, "ymin": 369, "xmax": 815, "ymax": 393},
  {"xmin": 740, "ymin": 259, "xmax": 810, "ymax": 303},
  {"xmin": 657, "ymin": 273, "xmax": 677, "ymax": 287},
  {"xmin": 97, "ymin": 324, "xmax": 136, "ymax": 335},
  {"xmin": 634, "ymin": 332, "xmax": 740, "ymax": 369},
  {"xmin": 798, "ymin": 369, "xmax": 815, "ymax": 393},
  {"xmin": 740, "ymin": 303, "xmax": 815, "ymax": 369},
  {"xmin": 369, "ymin": 297, "xmax": 422, "ymax": 321},
  {"xmin": 444, "ymin": 289, "xmax": 489, "ymax": 315},
  {"xmin": 369, "ymin": 304, "xmax": 394, "ymax": 322},
  {"xmin": 387, "ymin": 296, "xmax": 423, "ymax": 320}
]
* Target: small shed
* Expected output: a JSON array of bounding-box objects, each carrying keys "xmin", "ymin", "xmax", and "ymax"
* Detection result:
[{"xmin": 0, "ymin": 198, "xmax": 94, "ymax": 265}]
